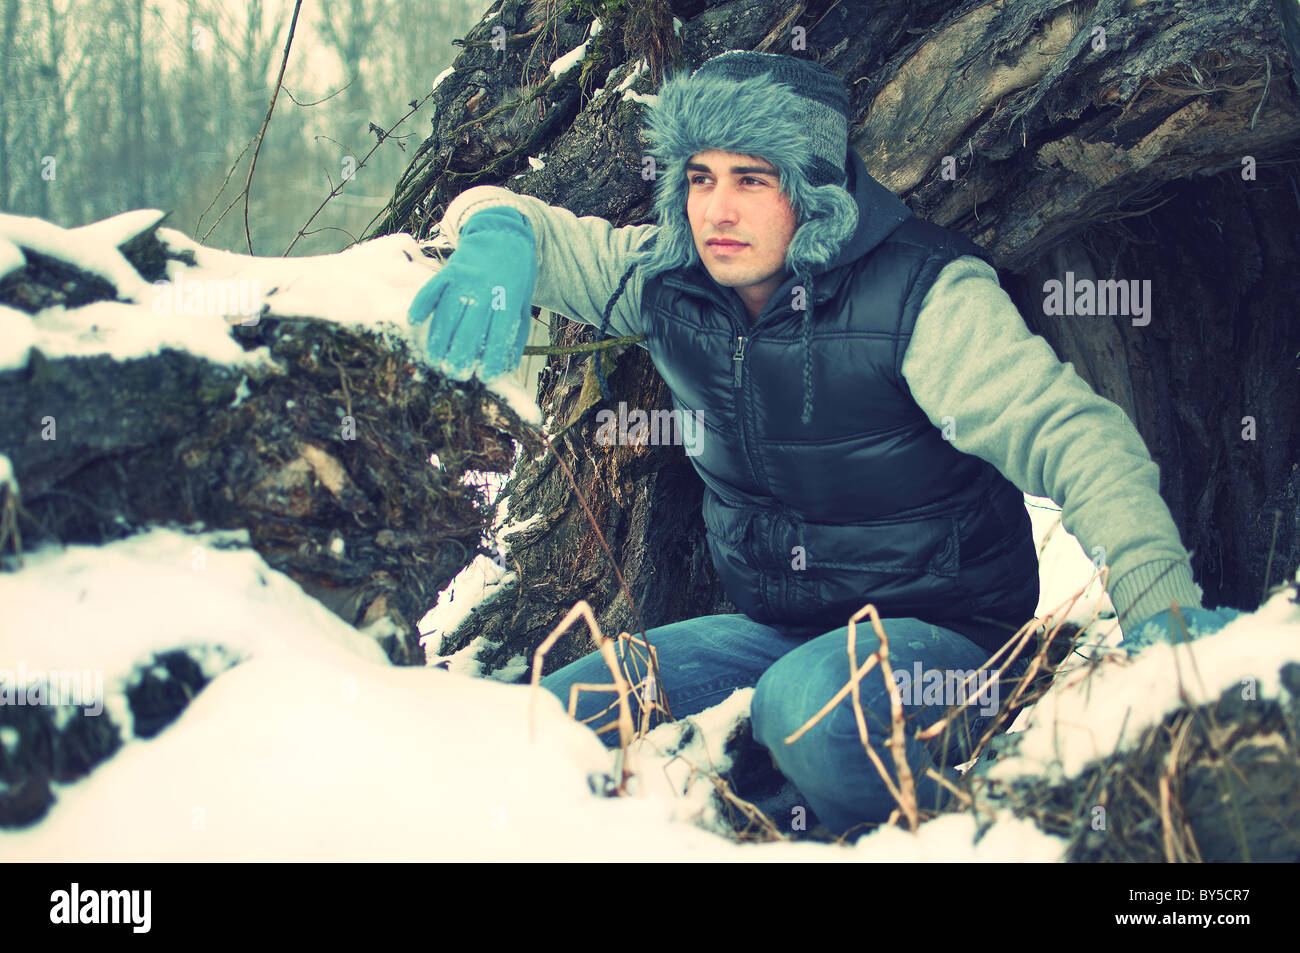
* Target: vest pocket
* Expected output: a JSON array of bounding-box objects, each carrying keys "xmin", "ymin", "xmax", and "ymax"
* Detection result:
[
  {"xmin": 790, "ymin": 514, "xmax": 960, "ymax": 578},
  {"xmin": 700, "ymin": 488, "xmax": 759, "ymax": 564}
]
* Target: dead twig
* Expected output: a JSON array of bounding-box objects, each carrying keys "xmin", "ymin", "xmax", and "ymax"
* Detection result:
[
  {"xmin": 529, "ymin": 600, "xmax": 636, "ymax": 786},
  {"xmin": 243, "ymin": 0, "xmax": 303, "ymax": 254}
]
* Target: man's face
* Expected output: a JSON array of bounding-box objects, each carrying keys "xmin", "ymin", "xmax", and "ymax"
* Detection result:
[{"xmin": 685, "ymin": 150, "xmax": 797, "ymax": 314}]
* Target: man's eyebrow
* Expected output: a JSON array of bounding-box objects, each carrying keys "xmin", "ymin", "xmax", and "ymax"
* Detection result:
[{"xmin": 685, "ymin": 161, "xmax": 779, "ymax": 176}]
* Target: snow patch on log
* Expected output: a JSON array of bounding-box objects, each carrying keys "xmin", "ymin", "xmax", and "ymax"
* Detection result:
[
  {"xmin": 0, "ymin": 209, "xmax": 544, "ymax": 424},
  {"xmin": 0, "ymin": 210, "xmax": 160, "ymax": 304},
  {"xmin": 992, "ymin": 582, "xmax": 1300, "ymax": 784},
  {"xmin": 549, "ymin": 18, "xmax": 601, "ymax": 78},
  {"xmin": 431, "ymin": 65, "xmax": 455, "ymax": 92}
]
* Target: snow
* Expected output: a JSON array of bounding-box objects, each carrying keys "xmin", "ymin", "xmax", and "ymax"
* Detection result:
[
  {"xmin": 988, "ymin": 495, "xmax": 1300, "ymax": 781},
  {"xmin": 153, "ymin": 227, "xmax": 433, "ymax": 333},
  {"xmin": 431, "ymin": 66, "xmax": 455, "ymax": 93},
  {"xmin": 0, "ymin": 209, "xmax": 545, "ymax": 424},
  {"xmin": 622, "ymin": 90, "xmax": 659, "ymax": 107},
  {"xmin": 0, "ymin": 471, "xmax": 1273, "ymax": 861},
  {"xmin": 420, "ymin": 502, "xmax": 552, "ymax": 674},
  {"xmin": 228, "ymin": 375, "xmax": 252, "ymax": 408},
  {"xmin": 421, "ymin": 554, "xmax": 516, "ymax": 662},
  {"xmin": 613, "ymin": 59, "xmax": 649, "ymax": 96},
  {"xmin": 479, "ymin": 369, "xmax": 542, "ymax": 426},
  {"xmin": 5, "ymin": 298, "xmax": 262, "ymax": 369},
  {"xmin": 70, "ymin": 208, "xmax": 167, "ymax": 250},
  {"xmin": 420, "ymin": 471, "xmax": 541, "ymax": 667},
  {"xmin": 0, "ymin": 235, "xmax": 25, "ymax": 279},
  {"xmin": 850, "ymin": 811, "xmax": 1064, "ymax": 861},
  {"xmin": 549, "ymin": 18, "xmax": 601, "ymax": 78},
  {"xmin": 549, "ymin": 44, "xmax": 588, "ymax": 78},
  {"xmin": 991, "ymin": 577, "xmax": 1300, "ymax": 782},
  {"xmin": 1027, "ymin": 494, "xmax": 1118, "ymax": 647},
  {"xmin": 1, "ymin": 526, "xmax": 1014, "ymax": 862},
  {"xmin": 0, "ymin": 210, "xmax": 159, "ymax": 304}
]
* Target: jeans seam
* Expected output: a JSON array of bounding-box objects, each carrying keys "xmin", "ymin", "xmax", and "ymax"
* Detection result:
[{"xmin": 663, "ymin": 674, "xmax": 759, "ymax": 710}]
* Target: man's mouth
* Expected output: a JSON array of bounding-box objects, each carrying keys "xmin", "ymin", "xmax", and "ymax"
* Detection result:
[{"xmin": 706, "ymin": 238, "xmax": 748, "ymax": 254}]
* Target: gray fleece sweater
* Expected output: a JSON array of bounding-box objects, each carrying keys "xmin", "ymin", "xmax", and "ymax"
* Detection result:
[{"xmin": 436, "ymin": 185, "xmax": 1205, "ymax": 631}]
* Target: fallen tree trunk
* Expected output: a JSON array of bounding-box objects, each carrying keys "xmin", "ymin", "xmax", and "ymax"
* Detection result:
[{"xmin": 0, "ymin": 210, "xmax": 539, "ymax": 666}]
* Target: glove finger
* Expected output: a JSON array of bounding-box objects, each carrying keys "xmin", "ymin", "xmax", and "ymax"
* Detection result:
[
  {"xmin": 443, "ymin": 293, "xmax": 492, "ymax": 378},
  {"xmin": 422, "ymin": 289, "xmax": 469, "ymax": 369},
  {"xmin": 479, "ymin": 278, "xmax": 535, "ymax": 380},
  {"xmin": 407, "ymin": 272, "xmax": 448, "ymax": 326},
  {"xmin": 508, "ymin": 304, "xmax": 533, "ymax": 369},
  {"xmin": 479, "ymin": 309, "xmax": 522, "ymax": 381}
]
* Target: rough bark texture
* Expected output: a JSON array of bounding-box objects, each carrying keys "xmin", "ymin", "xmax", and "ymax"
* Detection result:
[{"xmin": 380, "ymin": 0, "xmax": 1299, "ymax": 678}]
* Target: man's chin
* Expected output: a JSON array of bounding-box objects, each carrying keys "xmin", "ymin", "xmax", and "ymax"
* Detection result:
[{"xmin": 700, "ymin": 263, "xmax": 755, "ymax": 288}]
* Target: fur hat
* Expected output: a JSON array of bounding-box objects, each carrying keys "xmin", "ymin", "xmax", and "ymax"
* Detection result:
[{"xmin": 630, "ymin": 51, "xmax": 859, "ymax": 280}]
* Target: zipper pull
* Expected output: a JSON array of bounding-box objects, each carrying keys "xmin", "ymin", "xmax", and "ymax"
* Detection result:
[{"xmin": 733, "ymin": 335, "xmax": 747, "ymax": 386}]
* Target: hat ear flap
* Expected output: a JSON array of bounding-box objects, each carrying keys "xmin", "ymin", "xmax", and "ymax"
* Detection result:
[
  {"xmin": 630, "ymin": 157, "xmax": 699, "ymax": 279},
  {"xmin": 781, "ymin": 165, "xmax": 858, "ymax": 272}
]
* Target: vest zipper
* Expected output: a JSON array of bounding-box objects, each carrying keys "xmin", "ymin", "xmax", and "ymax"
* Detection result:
[{"xmin": 658, "ymin": 273, "xmax": 766, "ymax": 490}]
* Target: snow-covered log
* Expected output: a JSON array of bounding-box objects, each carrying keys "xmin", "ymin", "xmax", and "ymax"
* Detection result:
[
  {"xmin": 0, "ymin": 209, "xmax": 542, "ymax": 667},
  {"xmin": 967, "ymin": 586, "xmax": 1300, "ymax": 861}
]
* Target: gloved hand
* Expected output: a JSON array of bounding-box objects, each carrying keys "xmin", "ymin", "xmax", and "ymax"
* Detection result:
[
  {"xmin": 407, "ymin": 206, "xmax": 537, "ymax": 382},
  {"xmin": 1121, "ymin": 606, "xmax": 1245, "ymax": 655}
]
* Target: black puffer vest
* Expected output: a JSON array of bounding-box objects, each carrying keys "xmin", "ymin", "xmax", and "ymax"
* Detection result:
[{"xmin": 636, "ymin": 152, "xmax": 1040, "ymax": 653}]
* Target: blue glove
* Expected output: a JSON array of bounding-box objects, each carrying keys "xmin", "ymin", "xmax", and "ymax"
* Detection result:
[
  {"xmin": 1121, "ymin": 606, "xmax": 1245, "ymax": 655},
  {"xmin": 407, "ymin": 206, "xmax": 537, "ymax": 382}
]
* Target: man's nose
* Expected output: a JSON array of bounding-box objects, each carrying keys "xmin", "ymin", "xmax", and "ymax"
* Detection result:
[{"xmin": 704, "ymin": 184, "xmax": 739, "ymax": 226}]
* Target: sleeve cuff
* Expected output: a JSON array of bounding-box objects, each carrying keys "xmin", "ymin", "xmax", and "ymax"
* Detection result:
[
  {"xmin": 1109, "ymin": 559, "xmax": 1204, "ymax": 629},
  {"xmin": 440, "ymin": 186, "xmax": 538, "ymax": 247}
]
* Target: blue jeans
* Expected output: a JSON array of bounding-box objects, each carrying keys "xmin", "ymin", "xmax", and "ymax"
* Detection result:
[{"xmin": 540, "ymin": 612, "xmax": 1030, "ymax": 836}]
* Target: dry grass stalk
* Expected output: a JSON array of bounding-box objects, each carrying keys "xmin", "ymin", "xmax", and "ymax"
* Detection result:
[
  {"xmin": 782, "ymin": 603, "xmax": 920, "ymax": 831},
  {"xmin": 529, "ymin": 600, "xmax": 637, "ymax": 786}
]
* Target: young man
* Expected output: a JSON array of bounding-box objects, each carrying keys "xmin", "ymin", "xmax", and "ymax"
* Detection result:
[{"xmin": 409, "ymin": 51, "xmax": 1239, "ymax": 836}]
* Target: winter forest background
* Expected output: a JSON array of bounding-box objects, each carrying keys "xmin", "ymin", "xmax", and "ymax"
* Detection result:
[{"xmin": 0, "ymin": 0, "xmax": 487, "ymax": 255}]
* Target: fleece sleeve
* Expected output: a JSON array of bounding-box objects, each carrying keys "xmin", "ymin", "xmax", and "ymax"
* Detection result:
[
  {"xmin": 900, "ymin": 255, "xmax": 1205, "ymax": 629},
  {"xmin": 438, "ymin": 185, "xmax": 656, "ymax": 345}
]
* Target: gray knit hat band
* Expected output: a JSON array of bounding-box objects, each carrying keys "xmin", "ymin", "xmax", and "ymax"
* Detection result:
[{"xmin": 690, "ymin": 51, "xmax": 850, "ymax": 188}]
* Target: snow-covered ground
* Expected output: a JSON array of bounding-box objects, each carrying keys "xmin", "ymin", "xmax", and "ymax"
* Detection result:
[
  {"xmin": 3, "ymin": 210, "xmax": 1297, "ymax": 860},
  {"xmin": 0, "ymin": 527, "xmax": 1061, "ymax": 861},
  {"xmin": 5, "ymin": 480, "xmax": 1291, "ymax": 860}
]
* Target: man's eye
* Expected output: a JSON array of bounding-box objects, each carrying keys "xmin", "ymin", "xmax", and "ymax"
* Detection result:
[{"xmin": 689, "ymin": 175, "xmax": 709, "ymax": 185}]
